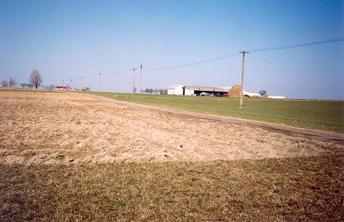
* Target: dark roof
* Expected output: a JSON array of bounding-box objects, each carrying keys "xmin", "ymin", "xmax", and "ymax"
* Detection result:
[{"xmin": 185, "ymin": 85, "xmax": 228, "ymax": 93}]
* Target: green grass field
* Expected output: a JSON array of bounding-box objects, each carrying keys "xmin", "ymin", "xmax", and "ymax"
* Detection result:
[
  {"xmin": 92, "ymin": 92, "xmax": 344, "ymax": 132},
  {"xmin": 1, "ymin": 90, "xmax": 343, "ymax": 220}
]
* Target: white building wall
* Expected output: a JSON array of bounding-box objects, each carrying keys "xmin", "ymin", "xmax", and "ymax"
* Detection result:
[
  {"xmin": 167, "ymin": 89, "xmax": 175, "ymax": 95},
  {"xmin": 243, "ymin": 91, "xmax": 261, "ymax": 97},
  {"xmin": 175, "ymin": 86, "xmax": 184, "ymax": 95},
  {"xmin": 167, "ymin": 85, "xmax": 212, "ymax": 96},
  {"xmin": 168, "ymin": 85, "xmax": 185, "ymax": 95},
  {"xmin": 267, "ymin": 96, "xmax": 287, "ymax": 99},
  {"xmin": 184, "ymin": 89, "xmax": 194, "ymax": 96}
]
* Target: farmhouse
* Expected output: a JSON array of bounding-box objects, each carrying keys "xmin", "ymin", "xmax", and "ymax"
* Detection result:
[
  {"xmin": 55, "ymin": 85, "xmax": 72, "ymax": 91},
  {"xmin": 167, "ymin": 84, "xmax": 228, "ymax": 96}
]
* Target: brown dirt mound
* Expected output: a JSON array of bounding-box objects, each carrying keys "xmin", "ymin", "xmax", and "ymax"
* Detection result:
[{"xmin": 0, "ymin": 91, "xmax": 343, "ymax": 165}]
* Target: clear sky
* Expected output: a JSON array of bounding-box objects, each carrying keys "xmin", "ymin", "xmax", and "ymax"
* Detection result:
[{"xmin": 0, "ymin": 0, "xmax": 343, "ymax": 99}]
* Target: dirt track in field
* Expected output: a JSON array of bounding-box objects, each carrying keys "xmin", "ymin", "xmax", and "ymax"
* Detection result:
[{"xmin": 0, "ymin": 91, "xmax": 343, "ymax": 165}]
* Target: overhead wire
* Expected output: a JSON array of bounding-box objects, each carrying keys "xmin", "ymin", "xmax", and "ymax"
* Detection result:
[
  {"xmin": 248, "ymin": 37, "xmax": 344, "ymax": 53},
  {"xmin": 143, "ymin": 37, "xmax": 343, "ymax": 71},
  {"xmin": 101, "ymin": 68, "xmax": 133, "ymax": 76},
  {"xmin": 144, "ymin": 52, "xmax": 239, "ymax": 71},
  {"xmin": 81, "ymin": 37, "xmax": 344, "ymax": 77}
]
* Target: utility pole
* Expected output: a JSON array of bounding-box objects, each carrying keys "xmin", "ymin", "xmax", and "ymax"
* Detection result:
[
  {"xmin": 98, "ymin": 73, "xmax": 102, "ymax": 92},
  {"xmin": 81, "ymin": 76, "xmax": 84, "ymax": 90},
  {"xmin": 239, "ymin": 51, "xmax": 249, "ymax": 109},
  {"xmin": 139, "ymin": 63, "xmax": 143, "ymax": 94},
  {"xmin": 132, "ymin": 68, "xmax": 137, "ymax": 95}
]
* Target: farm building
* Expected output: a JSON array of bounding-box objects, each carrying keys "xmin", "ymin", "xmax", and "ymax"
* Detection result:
[
  {"xmin": 168, "ymin": 84, "xmax": 286, "ymax": 99},
  {"xmin": 55, "ymin": 85, "xmax": 72, "ymax": 91},
  {"xmin": 167, "ymin": 84, "xmax": 229, "ymax": 96},
  {"xmin": 243, "ymin": 91, "xmax": 261, "ymax": 98},
  {"xmin": 267, "ymin": 96, "xmax": 287, "ymax": 99}
]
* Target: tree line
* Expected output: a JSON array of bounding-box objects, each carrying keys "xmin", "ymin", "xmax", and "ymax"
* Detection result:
[
  {"xmin": 1, "ymin": 69, "xmax": 43, "ymax": 89},
  {"xmin": 143, "ymin": 88, "xmax": 168, "ymax": 95}
]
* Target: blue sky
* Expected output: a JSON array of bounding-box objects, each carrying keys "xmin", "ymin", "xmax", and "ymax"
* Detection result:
[{"xmin": 0, "ymin": 0, "xmax": 343, "ymax": 99}]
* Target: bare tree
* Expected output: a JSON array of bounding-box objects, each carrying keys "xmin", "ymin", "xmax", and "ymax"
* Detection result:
[
  {"xmin": 29, "ymin": 69, "xmax": 42, "ymax": 89},
  {"xmin": 259, "ymin": 90, "xmax": 267, "ymax": 97},
  {"xmin": 9, "ymin": 78, "xmax": 16, "ymax": 88},
  {"xmin": 1, "ymin": 80, "xmax": 9, "ymax": 87}
]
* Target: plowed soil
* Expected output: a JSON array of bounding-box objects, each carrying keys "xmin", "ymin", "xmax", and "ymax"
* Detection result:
[{"xmin": 1, "ymin": 91, "xmax": 343, "ymax": 165}]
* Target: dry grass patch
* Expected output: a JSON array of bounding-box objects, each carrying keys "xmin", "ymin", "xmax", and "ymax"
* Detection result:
[
  {"xmin": 1, "ymin": 91, "xmax": 343, "ymax": 165},
  {"xmin": 1, "ymin": 155, "xmax": 343, "ymax": 221}
]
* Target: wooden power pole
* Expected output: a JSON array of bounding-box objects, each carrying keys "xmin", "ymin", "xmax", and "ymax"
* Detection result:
[
  {"xmin": 132, "ymin": 68, "xmax": 137, "ymax": 95},
  {"xmin": 98, "ymin": 73, "xmax": 102, "ymax": 92},
  {"xmin": 80, "ymin": 76, "xmax": 84, "ymax": 90},
  {"xmin": 239, "ymin": 51, "xmax": 249, "ymax": 108},
  {"xmin": 139, "ymin": 63, "xmax": 143, "ymax": 94}
]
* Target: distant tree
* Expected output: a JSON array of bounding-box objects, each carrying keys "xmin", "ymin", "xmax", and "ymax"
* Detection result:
[
  {"xmin": 81, "ymin": 87, "xmax": 90, "ymax": 91},
  {"xmin": 9, "ymin": 78, "xmax": 16, "ymax": 88},
  {"xmin": 43, "ymin": 84, "xmax": 55, "ymax": 90},
  {"xmin": 1, "ymin": 80, "xmax": 9, "ymax": 87},
  {"xmin": 29, "ymin": 69, "xmax": 43, "ymax": 89},
  {"xmin": 20, "ymin": 83, "xmax": 33, "ymax": 88},
  {"xmin": 159, "ymin": 89, "xmax": 167, "ymax": 95},
  {"xmin": 259, "ymin": 90, "xmax": 267, "ymax": 97},
  {"xmin": 144, "ymin": 88, "xmax": 154, "ymax": 94}
]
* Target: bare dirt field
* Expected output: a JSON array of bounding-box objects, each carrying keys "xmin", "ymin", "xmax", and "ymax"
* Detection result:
[
  {"xmin": 1, "ymin": 91, "xmax": 343, "ymax": 165},
  {"xmin": 1, "ymin": 91, "xmax": 344, "ymax": 221}
]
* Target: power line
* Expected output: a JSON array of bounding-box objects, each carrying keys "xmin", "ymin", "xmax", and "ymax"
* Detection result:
[
  {"xmin": 248, "ymin": 38, "xmax": 344, "ymax": 53},
  {"xmin": 143, "ymin": 37, "xmax": 343, "ymax": 71},
  {"xmin": 78, "ymin": 69, "xmax": 131, "ymax": 80},
  {"xmin": 145, "ymin": 52, "xmax": 239, "ymax": 71},
  {"xmin": 236, "ymin": 38, "xmax": 342, "ymax": 108},
  {"xmin": 102, "ymin": 69, "xmax": 133, "ymax": 76},
  {"xmin": 73, "ymin": 37, "xmax": 344, "ymax": 86}
]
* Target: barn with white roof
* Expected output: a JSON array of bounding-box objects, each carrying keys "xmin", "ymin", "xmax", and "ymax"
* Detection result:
[{"xmin": 167, "ymin": 84, "xmax": 228, "ymax": 97}]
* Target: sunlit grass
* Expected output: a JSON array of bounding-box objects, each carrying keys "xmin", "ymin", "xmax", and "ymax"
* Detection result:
[
  {"xmin": 92, "ymin": 92, "xmax": 344, "ymax": 132},
  {"xmin": 1, "ymin": 155, "xmax": 343, "ymax": 221}
]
